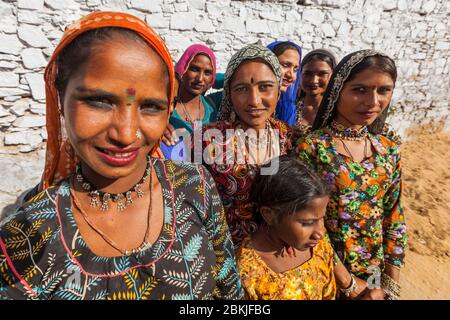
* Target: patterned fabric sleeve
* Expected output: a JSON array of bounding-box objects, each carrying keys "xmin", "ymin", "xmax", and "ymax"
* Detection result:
[
  {"xmin": 382, "ymin": 149, "xmax": 407, "ymax": 268},
  {"xmin": 200, "ymin": 165, "xmax": 244, "ymax": 300},
  {"xmin": 295, "ymin": 135, "xmax": 317, "ymax": 169},
  {"xmin": 322, "ymin": 236, "xmax": 337, "ymax": 300}
]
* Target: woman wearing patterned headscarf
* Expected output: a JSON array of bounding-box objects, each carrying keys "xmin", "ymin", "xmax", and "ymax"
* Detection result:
[
  {"xmin": 195, "ymin": 44, "xmax": 294, "ymax": 248},
  {"xmin": 0, "ymin": 12, "xmax": 242, "ymax": 300},
  {"xmin": 295, "ymin": 50, "xmax": 407, "ymax": 300}
]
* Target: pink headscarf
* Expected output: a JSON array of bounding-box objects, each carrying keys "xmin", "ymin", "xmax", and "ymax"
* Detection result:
[{"xmin": 174, "ymin": 44, "xmax": 217, "ymax": 85}]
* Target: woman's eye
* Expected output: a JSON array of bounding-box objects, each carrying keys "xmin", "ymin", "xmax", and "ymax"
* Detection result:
[
  {"xmin": 84, "ymin": 97, "xmax": 114, "ymax": 109},
  {"xmin": 302, "ymin": 221, "xmax": 315, "ymax": 227},
  {"xmin": 378, "ymin": 87, "xmax": 392, "ymax": 94},
  {"xmin": 235, "ymin": 86, "xmax": 247, "ymax": 92},
  {"xmin": 259, "ymin": 84, "xmax": 273, "ymax": 91},
  {"xmin": 353, "ymin": 87, "xmax": 366, "ymax": 93},
  {"xmin": 140, "ymin": 103, "xmax": 165, "ymax": 113}
]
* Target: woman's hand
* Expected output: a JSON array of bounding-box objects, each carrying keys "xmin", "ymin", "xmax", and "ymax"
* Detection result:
[
  {"xmin": 359, "ymin": 288, "xmax": 385, "ymax": 300},
  {"xmin": 161, "ymin": 123, "xmax": 185, "ymax": 146},
  {"xmin": 346, "ymin": 276, "xmax": 368, "ymax": 300}
]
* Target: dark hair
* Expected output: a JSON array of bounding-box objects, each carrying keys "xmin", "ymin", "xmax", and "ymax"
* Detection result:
[
  {"xmin": 271, "ymin": 42, "xmax": 300, "ymax": 57},
  {"xmin": 320, "ymin": 54, "xmax": 397, "ymax": 134},
  {"xmin": 251, "ymin": 155, "xmax": 329, "ymax": 225},
  {"xmin": 301, "ymin": 53, "xmax": 335, "ymax": 70},
  {"xmin": 55, "ymin": 27, "xmax": 169, "ymax": 99}
]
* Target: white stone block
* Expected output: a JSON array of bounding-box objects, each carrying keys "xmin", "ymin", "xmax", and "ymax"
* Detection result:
[
  {"xmin": 0, "ymin": 88, "xmax": 29, "ymax": 98},
  {"xmin": 130, "ymin": 0, "xmax": 163, "ymax": 13},
  {"xmin": 25, "ymin": 73, "xmax": 46, "ymax": 101},
  {"xmin": 0, "ymin": 61, "xmax": 17, "ymax": 69},
  {"xmin": 0, "ymin": 115, "xmax": 17, "ymax": 126},
  {"xmin": 18, "ymin": 0, "xmax": 44, "ymax": 10},
  {"xmin": 0, "ymin": 106, "xmax": 9, "ymax": 117},
  {"xmin": 321, "ymin": 23, "xmax": 336, "ymax": 38},
  {"xmin": 286, "ymin": 10, "xmax": 301, "ymax": 22},
  {"xmin": 383, "ymin": 0, "xmax": 397, "ymax": 11},
  {"xmin": 10, "ymin": 100, "xmax": 30, "ymax": 117},
  {"xmin": 18, "ymin": 11, "xmax": 42, "ymax": 25},
  {"xmin": 13, "ymin": 115, "xmax": 46, "ymax": 128},
  {"xmin": 146, "ymin": 14, "xmax": 170, "ymax": 29},
  {"xmin": 4, "ymin": 131, "xmax": 43, "ymax": 146},
  {"xmin": 331, "ymin": 9, "xmax": 347, "ymax": 22},
  {"xmin": 170, "ymin": 12, "xmax": 196, "ymax": 30},
  {"xmin": 21, "ymin": 48, "xmax": 48, "ymax": 69},
  {"xmin": 221, "ymin": 18, "xmax": 245, "ymax": 34},
  {"xmin": 30, "ymin": 103, "xmax": 46, "ymax": 115},
  {"xmin": 195, "ymin": 19, "xmax": 216, "ymax": 33},
  {"xmin": 206, "ymin": 2, "xmax": 223, "ymax": 16},
  {"xmin": 435, "ymin": 41, "xmax": 449, "ymax": 50},
  {"xmin": 302, "ymin": 9, "xmax": 325, "ymax": 26},
  {"xmin": 0, "ymin": 34, "xmax": 23, "ymax": 55},
  {"xmin": 259, "ymin": 9, "xmax": 284, "ymax": 22},
  {"xmin": 0, "ymin": 72, "xmax": 19, "ymax": 88},
  {"xmin": 165, "ymin": 35, "xmax": 192, "ymax": 52},
  {"xmin": 44, "ymin": 0, "xmax": 79, "ymax": 10},
  {"xmin": 421, "ymin": 0, "xmax": 436, "ymax": 13},
  {"xmin": 246, "ymin": 19, "xmax": 270, "ymax": 34},
  {"xmin": 188, "ymin": 0, "xmax": 205, "ymax": 11},
  {"xmin": 18, "ymin": 25, "xmax": 52, "ymax": 48},
  {"xmin": 174, "ymin": 2, "xmax": 188, "ymax": 11}
]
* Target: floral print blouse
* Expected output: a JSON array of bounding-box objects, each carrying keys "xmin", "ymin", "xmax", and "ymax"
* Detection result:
[
  {"xmin": 197, "ymin": 118, "xmax": 293, "ymax": 248},
  {"xmin": 295, "ymin": 130, "xmax": 407, "ymax": 280},
  {"xmin": 0, "ymin": 159, "xmax": 243, "ymax": 300},
  {"xmin": 238, "ymin": 237, "xmax": 336, "ymax": 300}
]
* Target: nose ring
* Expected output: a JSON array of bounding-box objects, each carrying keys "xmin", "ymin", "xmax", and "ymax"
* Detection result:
[{"xmin": 136, "ymin": 129, "xmax": 142, "ymax": 140}]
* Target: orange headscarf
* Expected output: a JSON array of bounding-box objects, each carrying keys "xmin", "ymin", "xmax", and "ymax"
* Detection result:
[{"xmin": 41, "ymin": 11, "xmax": 175, "ymax": 190}]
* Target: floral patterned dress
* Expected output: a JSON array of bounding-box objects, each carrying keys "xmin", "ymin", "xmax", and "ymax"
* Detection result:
[
  {"xmin": 197, "ymin": 118, "xmax": 293, "ymax": 248},
  {"xmin": 295, "ymin": 130, "xmax": 407, "ymax": 279},
  {"xmin": 238, "ymin": 237, "xmax": 336, "ymax": 300},
  {"xmin": 0, "ymin": 160, "xmax": 243, "ymax": 300}
]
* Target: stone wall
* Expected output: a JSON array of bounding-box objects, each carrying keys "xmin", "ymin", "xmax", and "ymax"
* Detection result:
[{"xmin": 0, "ymin": 0, "xmax": 449, "ymax": 213}]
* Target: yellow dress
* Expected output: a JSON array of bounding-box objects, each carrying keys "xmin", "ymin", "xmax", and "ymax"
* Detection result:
[{"xmin": 238, "ymin": 237, "xmax": 336, "ymax": 300}]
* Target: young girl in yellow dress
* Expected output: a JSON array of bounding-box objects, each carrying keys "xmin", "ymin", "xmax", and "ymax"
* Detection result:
[{"xmin": 237, "ymin": 155, "xmax": 336, "ymax": 300}]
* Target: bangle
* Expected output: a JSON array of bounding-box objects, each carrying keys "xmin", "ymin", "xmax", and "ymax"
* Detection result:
[
  {"xmin": 340, "ymin": 273, "xmax": 358, "ymax": 297},
  {"xmin": 381, "ymin": 273, "xmax": 400, "ymax": 300}
]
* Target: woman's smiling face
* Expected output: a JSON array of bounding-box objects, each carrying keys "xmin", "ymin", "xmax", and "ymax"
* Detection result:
[{"xmin": 61, "ymin": 38, "xmax": 170, "ymax": 180}]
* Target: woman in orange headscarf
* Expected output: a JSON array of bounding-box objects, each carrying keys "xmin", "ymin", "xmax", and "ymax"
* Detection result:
[{"xmin": 0, "ymin": 12, "xmax": 242, "ymax": 300}]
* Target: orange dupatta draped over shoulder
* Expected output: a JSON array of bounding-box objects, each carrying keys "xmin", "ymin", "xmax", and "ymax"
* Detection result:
[{"xmin": 41, "ymin": 11, "xmax": 175, "ymax": 190}]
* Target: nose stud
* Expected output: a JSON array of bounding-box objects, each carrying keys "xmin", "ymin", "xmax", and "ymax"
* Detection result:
[{"xmin": 136, "ymin": 129, "xmax": 142, "ymax": 140}]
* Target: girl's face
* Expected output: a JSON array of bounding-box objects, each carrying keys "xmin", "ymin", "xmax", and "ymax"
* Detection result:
[
  {"xmin": 62, "ymin": 39, "xmax": 170, "ymax": 181},
  {"xmin": 181, "ymin": 53, "xmax": 214, "ymax": 96},
  {"xmin": 277, "ymin": 49, "xmax": 300, "ymax": 92},
  {"xmin": 268, "ymin": 196, "xmax": 329, "ymax": 251},
  {"xmin": 230, "ymin": 60, "xmax": 279, "ymax": 130},
  {"xmin": 300, "ymin": 59, "xmax": 333, "ymax": 97},
  {"xmin": 335, "ymin": 68, "xmax": 394, "ymax": 128}
]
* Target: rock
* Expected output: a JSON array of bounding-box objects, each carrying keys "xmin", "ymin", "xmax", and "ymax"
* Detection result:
[
  {"xmin": 0, "ymin": 72, "xmax": 20, "ymax": 88},
  {"xmin": 18, "ymin": 24, "xmax": 52, "ymax": 48},
  {"xmin": 0, "ymin": 115, "xmax": 17, "ymax": 126},
  {"xmin": 206, "ymin": 2, "xmax": 223, "ymax": 16},
  {"xmin": 321, "ymin": 23, "xmax": 336, "ymax": 38},
  {"xmin": 188, "ymin": 0, "xmax": 205, "ymax": 11},
  {"xmin": 173, "ymin": 2, "xmax": 188, "ymax": 11},
  {"xmin": 130, "ymin": 0, "xmax": 163, "ymax": 13},
  {"xmin": 382, "ymin": 0, "xmax": 397, "ymax": 11},
  {"xmin": 259, "ymin": 9, "xmax": 284, "ymax": 22},
  {"xmin": 0, "ymin": 106, "xmax": 9, "ymax": 117},
  {"xmin": 0, "ymin": 88, "xmax": 29, "ymax": 98},
  {"xmin": 10, "ymin": 100, "xmax": 30, "ymax": 117},
  {"xmin": 0, "ymin": 61, "xmax": 18, "ymax": 69},
  {"xmin": 21, "ymin": 48, "xmax": 48, "ymax": 69},
  {"xmin": 25, "ymin": 73, "xmax": 46, "ymax": 101},
  {"xmin": 4, "ymin": 131, "xmax": 42, "ymax": 146},
  {"xmin": 170, "ymin": 12, "xmax": 196, "ymax": 30},
  {"xmin": 44, "ymin": 0, "xmax": 79, "ymax": 10},
  {"xmin": 18, "ymin": 0, "xmax": 44, "ymax": 10},
  {"xmin": 435, "ymin": 41, "xmax": 449, "ymax": 50},
  {"xmin": 13, "ymin": 115, "xmax": 46, "ymax": 128},
  {"xmin": 246, "ymin": 20, "xmax": 271, "ymax": 34},
  {"xmin": 421, "ymin": 0, "xmax": 436, "ymax": 13},
  {"xmin": 0, "ymin": 34, "xmax": 23, "ymax": 55},
  {"xmin": 18, "ymin": 11, "xmax": 43, "ymax": 25},
  {"xmin": 3, "ymin": 96, "xmax": 21, "ymax": 103},
  {"xmin": 221, "ymin": 18, "xmax": 245, "ymax": 34},
  {"xmin": 302, "ymin": 9, "xmax": 325, "ymax": 26},
  {"xmin": 30, "ymin": 103, "xmax": 46, "ymax": 115},
  {"xmin": 146, "ymin": 14, "xmax": 170, "ymax": 29},
  {"xmin": 194, "ymin": 19, "xmax": 216, "ymax": 33}
]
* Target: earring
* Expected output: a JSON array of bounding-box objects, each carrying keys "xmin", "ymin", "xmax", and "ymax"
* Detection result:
[{"xmin": 136, "ymin": 129, "xmax": 142, "ymax": 140}]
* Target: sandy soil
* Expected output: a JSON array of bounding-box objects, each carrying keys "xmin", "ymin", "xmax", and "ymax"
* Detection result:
[{"xmin": 400, "ymin": 131, "xmax": 450, "ymax": 299}]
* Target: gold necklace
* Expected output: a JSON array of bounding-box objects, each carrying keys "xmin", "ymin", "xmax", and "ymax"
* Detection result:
[
  {"xmin": 180, "ymin": 96, "xmax": 201, "ymax": 123},
  {"xmin": 70, "ymin": 163, "xmax": 154, "ymax": 256}
]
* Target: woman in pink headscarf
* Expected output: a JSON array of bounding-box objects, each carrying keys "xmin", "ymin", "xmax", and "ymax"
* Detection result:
[{"xmin": 161, "ymin": 44, "xmax": 217, "ymax": 156}]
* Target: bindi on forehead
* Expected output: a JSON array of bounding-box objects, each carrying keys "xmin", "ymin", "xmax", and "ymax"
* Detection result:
[{"xmin": 126, "ymin": 88, "xmax": 136, "ymax": 105}]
